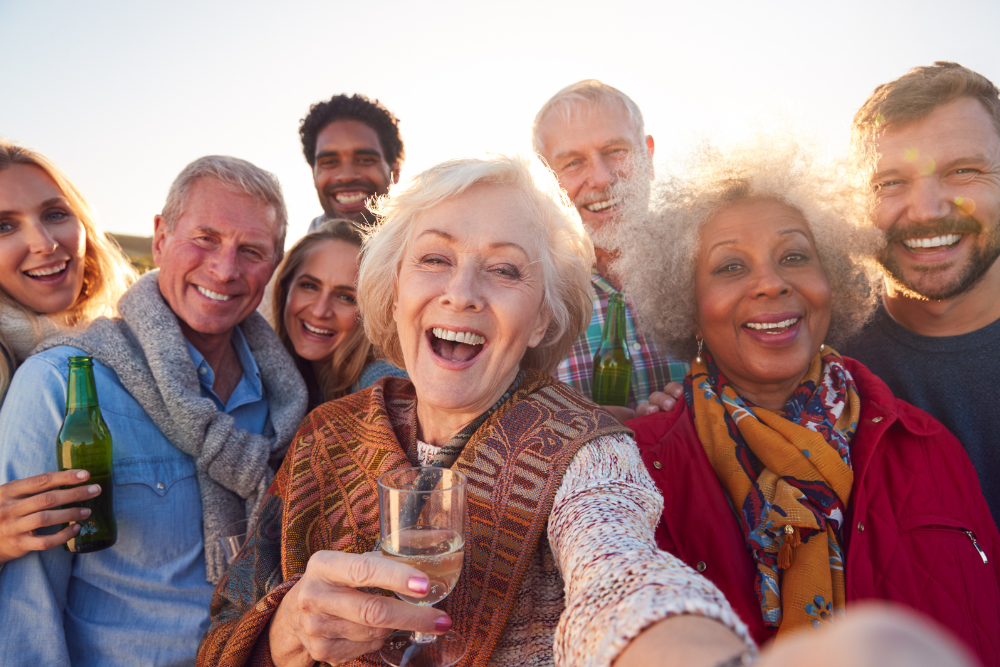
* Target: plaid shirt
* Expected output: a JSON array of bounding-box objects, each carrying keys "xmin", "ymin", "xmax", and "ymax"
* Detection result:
[{"xmin": 554, "ymin": 270, "xmax": 688, "ymax": 409}]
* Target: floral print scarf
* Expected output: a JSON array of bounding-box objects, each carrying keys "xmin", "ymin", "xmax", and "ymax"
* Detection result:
[{"xmin": 684, "ymin": 348, "xmax": 859, "ymax": 636}]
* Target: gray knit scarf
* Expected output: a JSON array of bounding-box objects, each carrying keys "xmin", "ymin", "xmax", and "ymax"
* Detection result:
[{"xmin": 37, "ymin": 270, "xmax": 308, "ymax": 583}]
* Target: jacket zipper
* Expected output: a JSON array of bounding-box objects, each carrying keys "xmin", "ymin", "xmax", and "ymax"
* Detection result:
[{"xmin": 965, "ymin": 530, "xmax": 988, "ymax": 564}]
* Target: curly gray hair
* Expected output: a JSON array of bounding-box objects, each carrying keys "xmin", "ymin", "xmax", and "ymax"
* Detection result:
[{"xmin": 611, "ymin": 134, "xmax": 884, "ymax": 361}]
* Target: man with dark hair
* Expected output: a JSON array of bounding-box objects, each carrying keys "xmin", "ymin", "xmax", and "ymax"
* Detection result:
[
  {"xmin": 842, "ymin": 61, "xmax": 1000, "ymax": 522},
  {"xmin": 299, "ymin": 93, "xmax": 403, "ymax": 230}
]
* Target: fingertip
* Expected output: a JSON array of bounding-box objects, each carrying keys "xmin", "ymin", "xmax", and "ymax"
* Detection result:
[
  {"xmin": 434, "ymin": 616, "xmax": 452, "ymax": 632},
  {"xmin": 407, "ymin": 577, "xmax": 429, "ymax": 594},
  {"xmin": 87, "ymin": 485, "xmax": 100, "ymax": 495},
  {"xmin": 75, "ymin": 470, "xmax": 89, "ymax": 481},
  {"xmin": 71, "ymin": 523, "xmax": 81, "ymax": 534}
]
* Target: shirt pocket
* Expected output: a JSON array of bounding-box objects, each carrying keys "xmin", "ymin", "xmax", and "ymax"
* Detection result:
[
  {"xmin": 899, "ymin": 514, "xmax": 991, "ymax": 565},
  {"xmin": 113, "ymin": 456, "xmax": 203, "ymax": 569}
]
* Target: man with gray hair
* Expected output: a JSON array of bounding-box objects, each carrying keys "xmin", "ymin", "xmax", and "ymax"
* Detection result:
[
  {"xmin": 0, "ymin": 156, "xmax": 307, "ymax": 666},
  {"xmin": 533, "ymin": 80, "xmax": 687, "ymax": 418}
]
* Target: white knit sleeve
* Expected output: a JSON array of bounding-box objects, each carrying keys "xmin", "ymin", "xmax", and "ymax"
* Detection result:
[{"xmin": 549, "ymin": 433, "xmax": 754, "ymax": 667}]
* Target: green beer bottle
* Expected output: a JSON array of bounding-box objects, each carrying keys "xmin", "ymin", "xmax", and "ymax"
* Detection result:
[
  {"xmin": 57, "ymin": 356, "xmax": 116, "ymax": 553},
  {"xmin": 592, "ymin": 294, "xmax": 633, "ymax": 406}
]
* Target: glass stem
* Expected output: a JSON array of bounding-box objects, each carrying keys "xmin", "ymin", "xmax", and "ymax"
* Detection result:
[{"xmin": 412, "ymin": 631, "xmax": 436, "ymax": 644}]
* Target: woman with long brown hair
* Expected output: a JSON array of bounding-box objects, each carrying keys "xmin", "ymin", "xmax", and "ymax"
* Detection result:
[{"xmin": 270, "ymin": 220, "xmax": 405, "ymax": 410}]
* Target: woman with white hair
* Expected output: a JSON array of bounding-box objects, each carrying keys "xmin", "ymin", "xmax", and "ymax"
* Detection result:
[
  {"xmin": 619, "ymin": 137, "xmax": 1000, "ymax": 665},
  {"xmin": 198, "ymin": 154, "xmax": 757, "ymax": 667}
]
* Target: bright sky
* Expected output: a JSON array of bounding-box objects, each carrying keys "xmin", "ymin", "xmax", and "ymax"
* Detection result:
[{"xmin": 3, "ymin": 0, "xmax": 998, "ymax": 245}]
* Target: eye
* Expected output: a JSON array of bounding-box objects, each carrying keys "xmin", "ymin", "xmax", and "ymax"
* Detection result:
[
  {"xmin": 713, "ymin": 261, "xmax": 745, "ymax": 275},
  {"xmin": 338, "ymin": 292, "xmax": 358, "ymax": 305},
  {"xmin": 419, "ymin": 254, "xmax": 449, "ymax": 266},
  {"xmin": 0, "ymin": 220, "xmax": 13, "ymax": 234},
  {"xmin": 357, "ymin": 156, "xmax": 378, "ymax": 166},
  {"xmin": 491, "ymin": 264, "xmax": 521, "ymax": 279},
  {"xmin": 874, "ymin": 179, "xmax": 902, "ymax": 191},
  {"xmin": 781, "ymin": 251, "xmax": 810, "ymax": 264},
  {"xmin": 44, "ymin": 209, "xmax": 70, "ymax": 223}
]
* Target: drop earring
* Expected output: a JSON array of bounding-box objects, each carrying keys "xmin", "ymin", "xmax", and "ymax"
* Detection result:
[{"xmin": 695, "ymin": 337, "xmax": 704, "ymax": 363}]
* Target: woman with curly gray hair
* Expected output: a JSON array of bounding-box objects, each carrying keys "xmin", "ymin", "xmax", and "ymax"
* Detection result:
[{"xmin": 620, "ymin": 136, "xmax": 1000, "ymax": 664}]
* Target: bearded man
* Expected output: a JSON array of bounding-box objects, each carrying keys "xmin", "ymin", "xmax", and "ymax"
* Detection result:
[
  {"xmin": 842, "ymin": 62, "xmax": 1000, "ymax": 522},
  {"xmin": 532, "ymin": 80, "xmax": 687, "ymax": 420}
]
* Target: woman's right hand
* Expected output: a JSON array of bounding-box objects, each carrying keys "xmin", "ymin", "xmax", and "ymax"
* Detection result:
[
  {"xmin": 270, "ymin": 550, "xmax": 453, "ymax": 667},
  {"xmin": 0, "ymin": 470, "xmax": 100, "ymax": 564}
]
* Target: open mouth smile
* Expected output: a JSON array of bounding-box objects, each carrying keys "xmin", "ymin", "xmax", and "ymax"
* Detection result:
[
  {"xmin": 196, "ymin": 286, "xmax": 233, "ymax": 302},
  {"xmin": 332, "ymin": 190, "xmax": 371, "ymax": 207},
  {"xmin": 583, "ymin": 197, "xmax": 619, "ymax": 213},
  {"xmin": 428, "ymin": 326, "xmax": 487, "ymax": 365},
  {"xmin": 24, "ymin": 260, "xmax": 69, "ymax": 280},
  {"xmin": 901, "ymin": 234, "xmax": 963, "ymax": 253},
  {"xmin": 302, "ymin": 321, "xmax": 336, "ymax": 338}
]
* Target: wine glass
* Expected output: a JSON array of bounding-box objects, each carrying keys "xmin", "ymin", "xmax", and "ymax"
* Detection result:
[{"xmin": 378, "ymin": 466, "xmax": 467, "ymax": 667}]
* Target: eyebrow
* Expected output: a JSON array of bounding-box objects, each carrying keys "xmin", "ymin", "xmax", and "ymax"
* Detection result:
[
  {"xmin": 0, "ymin": 197, "xmax": 70, "ymax": 217},
  {"xmin": 299, "ymin": 273, "xmax": 355, "ymax": 290},
  {"xmin": 315, "ymin": 147, "xmax": 383, "ymax": 161},
  {"xmin": 550, "ymin": 137, "xmax": 632, "ymax": 162},
  {"xmin": 707, "ymin": 228, "xmax": 809, "ymax": 252},
  {"xmin": 416, "ymin": 229, "xmax": 530, "ymax": 257}
]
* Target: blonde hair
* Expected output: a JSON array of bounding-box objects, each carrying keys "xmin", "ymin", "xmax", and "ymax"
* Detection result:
[
  {"xmin": 357, "ymin": 154, "xmax": 594, "ymax": 373},
  {"xmin": 0, "ymin": 141, "xmax": 137, "ymax": 398},
  {"xmin": 271, "ymin": 221, "xmax": 370, "ymax": 400},
  {"xmin": 613, "ymin": 134, "xmax": 884, "ymax": 361},
  {"xmin": 161, "ymin": 155, "xmax": 289, "ymax": 264},
  {"xmin": 531, "ymin": 79, "xmax": 646, "ymax": 155}
]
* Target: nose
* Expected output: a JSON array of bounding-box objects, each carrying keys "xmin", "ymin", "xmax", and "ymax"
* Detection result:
[
  {"xmin": 588, "ymin": 155, "xmax": 615, "ymax": 190},
  {"xmin": 334, "ymin": 159, "xmax": 359, "ymax": 182},
  {"xmin": 308, "ymin": 291, "xmax": 335, "ymax": 319},
  {"xmin": 439, "ymin": 262, "xmax": 484, "ymax": 312},
  {"xmin": 25, "ymin": 221, "xmax": 58, "ymax": 254},
  {"xmin": 906, "ymin": 176, "xmax": 952, "ymax": 223},
  {"xmin": 750, "ymin": 262, "xmax": 793, "ymax": 300},
  {"xmin": 207, "ymin": 243, "xmax": 241, "ymax": 282}
]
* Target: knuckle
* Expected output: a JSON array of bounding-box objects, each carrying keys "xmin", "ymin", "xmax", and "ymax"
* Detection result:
[
  {"xmin": 346, "ymin": 555, "xmax": 379, "ymax": 586},
  {"xmin": 34, "ymin": 473, "xmax": 53, "ymax": 489},
  {"xmin": 357, "ymin": 596, "xmax": 392, "ymax": 628},
  {"xmin": 37, "ymin": 492, "xmax": 59, "ymax": 509}
]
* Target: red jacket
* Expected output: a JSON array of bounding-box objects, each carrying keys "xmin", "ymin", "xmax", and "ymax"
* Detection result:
[{"xmin": 627, "ymin": 358, "xmax": 1000, "ymax": 666}]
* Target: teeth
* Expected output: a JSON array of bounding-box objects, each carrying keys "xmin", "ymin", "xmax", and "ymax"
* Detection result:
[
  {"xmin": 745, "ymin": 317, "xmax": 800, "ymax": 331},
  {"xmin": 431, "ymin": 327, "xmax": 485, "ymax": 345},
  {"xmin": 334, "ymin": 191, "xmax": 368, "ymax": 205},
  {"xmin": 26, "ymin": 262, "xmax": 67, "ymax": 277},
  {"xmin": 902, "ymin": 234, "xmax": 962, "ymax": 249},
  {"xmin": 303, "ymin": 322, "xmax": 334, "ymax": 335},
  {"xmin": 584, "ymin": 198, "xmax": 619, "ymax": 212},
  {"xmin": 196, "ymin": 286, "xmax": 232, "ymax": 301}
]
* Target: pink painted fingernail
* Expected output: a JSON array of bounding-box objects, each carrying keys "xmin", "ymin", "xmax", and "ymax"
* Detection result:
[
  {"xmin": 87, "ymin": 485, "xmax": 100, "ymax": 494},
  {"xmin": 75, "ymin": 471, "xmax": 89, "ymax": 480},
  {"xmin": 434, "ymin": 616, "xmax": 452, "ymax": 632},
  {"xmin": 407, "ymin": 577, "xmax": 429, "ymax": 594}
]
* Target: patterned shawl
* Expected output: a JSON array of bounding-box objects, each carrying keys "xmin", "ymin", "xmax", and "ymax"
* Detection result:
[
  {"xmin": 198, "ymin": 369, "xmax": 627, "ymax": 667},
  {"xmin": 684, "ymin": 348, "xmax": 859, "ymax": 636}
]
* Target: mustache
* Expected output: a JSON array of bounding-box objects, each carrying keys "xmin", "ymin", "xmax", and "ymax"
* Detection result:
[
  {"xmin": 323, "ymin": 180, "xmax": 378, "ymax": 197},
  {"xmin": 884, "ymin": 216, "xmax": 982, "ymax": 244},
  {"xmin": 574, "ymin": 189, "xmax": 615, "ymax": 208}
]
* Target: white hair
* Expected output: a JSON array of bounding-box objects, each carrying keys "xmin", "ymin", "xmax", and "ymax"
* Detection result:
[
  {"xmin": 531, "ymin": 79, "xmax": 646, "ymax": 155},
  {"xmin": 357, "ymin": 154, "xmax": 595, "ymax": 373}
]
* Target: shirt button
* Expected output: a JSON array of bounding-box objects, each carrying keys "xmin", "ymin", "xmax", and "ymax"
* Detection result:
[
  {"xmin": 857, "ymin": 522, "xmax": 865, "ymax": 532},
  {"xmin": 632, "ymin": 342, "xmax": 642, "ymax": 351},
  {"xmin": 871, "ymin": 416, "xmax": 882, "ymax": 423},
  {"xmin": 157, "ymin": 482, "xmax": 165, "ymax": 491},
  {"xmin": 199, "ymin": 367, "xmax": 208, "ymax": 376},
  {"xmin": 653, "ymin": 461, "xmax": 662, "ymax": 470},
  {"xmin": 696, "ymin": 561, "xmax": 707, "ymax": 572}
]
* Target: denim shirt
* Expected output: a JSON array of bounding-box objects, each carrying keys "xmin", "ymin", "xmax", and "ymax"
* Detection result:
[{"xmin": 0, "ymin": 332, "xmax": 270, "ymax": 667}]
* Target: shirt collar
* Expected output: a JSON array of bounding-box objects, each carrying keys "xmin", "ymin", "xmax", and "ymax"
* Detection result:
[{"xmin": 184, "ymin": 326, "xmax": 263, "ymax": 410}]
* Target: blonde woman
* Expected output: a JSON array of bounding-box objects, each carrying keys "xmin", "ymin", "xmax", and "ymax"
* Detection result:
[
  {"xmin": 270, "ymin": 220, "xmax": 406, "ymax": 410},
  {"xmin": 0, "ymin": 141, "xmax": 136, "ymax": 564}
]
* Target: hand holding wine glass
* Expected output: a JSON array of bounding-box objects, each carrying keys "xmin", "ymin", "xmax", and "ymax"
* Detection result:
[
  {"xmin": 268, "ymin": 550, "xmax": 452, "ymax": 667},
  {"xmin": 378, "ymin": 467, "xmax": 468, "ymax": 667}
]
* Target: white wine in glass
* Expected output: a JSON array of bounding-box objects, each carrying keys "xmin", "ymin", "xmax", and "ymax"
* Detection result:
[{"xmin": 378, "ymin": 467, "xmax": 467, "ymax": 667}]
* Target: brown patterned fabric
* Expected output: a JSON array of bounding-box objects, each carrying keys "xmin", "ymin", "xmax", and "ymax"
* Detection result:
[{"xmin": 197, "ymin": 369, "xmax": 627, "ymax": 667}]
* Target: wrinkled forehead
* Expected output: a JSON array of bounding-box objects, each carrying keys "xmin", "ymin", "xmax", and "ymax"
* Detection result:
[{"xmin": 537, "ymin": 98, "xmax": 644, "ymax": 151}]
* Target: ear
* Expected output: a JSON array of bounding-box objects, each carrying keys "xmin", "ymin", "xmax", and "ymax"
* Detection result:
[
  {"xmin": 390, "ymin": 162, "xmax": 401, "ymax": 185},
  {"xmin": 151, "ymin": 215, "xmax": 169, "ymax": 268},
  {"xmin": 526, "ymin": 305, "xmax": 553, "ymax": 349}
]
